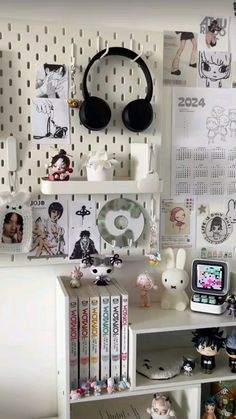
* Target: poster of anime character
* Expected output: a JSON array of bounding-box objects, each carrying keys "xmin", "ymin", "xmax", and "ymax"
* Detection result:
[
  {"xmin": 28, "ymin": 197, "xmax": 68, "ymax": 259},
  {"xmin": 198, "ymin": 16, "xmax": 229, "ymax": 51},
  {"xmin": 197, "ymin": 51, "xmax": 232, "ymax": 88},
  {"xmin": 69, "ymin": 199, "xmax": 100, "ymax": 260},
  {"xmin": 160, "ymin": 198, "xmax": 195, "ymax": 248},
  {"xmin": 31, "ymin": 98, "xmax": 70, "ymax": 144},
  {"xmin": 163, "ymin": 31, "xmax": 198, "ymax": 87}
]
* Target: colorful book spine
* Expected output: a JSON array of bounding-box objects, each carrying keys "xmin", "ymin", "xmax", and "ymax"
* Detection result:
[
  {"xmin": 78, "ymin": 289, "xmax": 90, "ymax": 381},
  {"xmin": 108, "ymin": 284, "xmax": 121, "ymax": 380},
  {"xmin": 99, "ymin": 288, "xmax": 110, "ymax": 381},
  {"xmin": 112, "ymin": 280, "xmax": 129, "ymax": 380},
  {"xmin": 60, "ymin": 277, "xmax": 78, "ymax": 390},
  {"xmin": 88, "ymin": 286, "xmax": 100, "ymax": 380}
]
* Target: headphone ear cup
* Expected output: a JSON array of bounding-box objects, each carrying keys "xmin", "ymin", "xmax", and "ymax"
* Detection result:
[
  {"xmin": 122, "ymin": 99, "xmax": 153, "ymax": 132},
  {"xmin": 79, "ymin": 96, "xmax": 111, "ymax": 131}
]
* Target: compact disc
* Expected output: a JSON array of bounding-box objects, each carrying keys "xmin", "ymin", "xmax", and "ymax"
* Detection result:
[{"xmin": 97, "ymin": 198, "xmax": 145, "ymax": 247}]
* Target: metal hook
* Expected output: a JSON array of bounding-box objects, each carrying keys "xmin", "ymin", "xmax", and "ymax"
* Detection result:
[
  {"xmin": 112, "ymin": 239, "xmax": 116, "ymax": 248},
  {"xmin": 100, "ymin": 42, "xmax": 109, "ymax": 59},
  {"xmin": 131, "ymin": 45, "xmax": 144, "ymax": 62},
  {"xmin": 128, "ymin": 238, "xmax": 133, "ymax": 247}
]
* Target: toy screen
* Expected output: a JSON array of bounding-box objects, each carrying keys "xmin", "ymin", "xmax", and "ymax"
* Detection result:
[{"xmin": 196, "ymin": 264, "xmax": 223, "ymax": 291}]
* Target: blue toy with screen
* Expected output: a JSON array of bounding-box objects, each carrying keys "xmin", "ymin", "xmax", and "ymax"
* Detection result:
[{"xmin": 191, "ymin": 259, "xmax": 230, "ymax": 314}]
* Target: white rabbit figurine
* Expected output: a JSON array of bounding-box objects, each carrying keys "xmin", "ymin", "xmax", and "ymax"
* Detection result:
[{"xmin": 161, "ymin": 248, "xmax": 189, "ymax": 311}]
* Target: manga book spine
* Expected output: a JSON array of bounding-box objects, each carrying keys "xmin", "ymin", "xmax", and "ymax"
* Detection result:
[
  {"xmin": 78, "ymin": 295, "xmax": 90, "ymax": 381},
  {"xmin": 100, "ymin": 293, "xmax": 110, "ymax": 381},
  {"xmin": 120, "ymin": 292, "xmax": 129, "ymax": 380},
  {"xmin": 69, "ymin": 297, "xmax": 78, "ymax": 390},
  {"xmin": 110, "ymin": 293, "xmax": 121, "ymax": 380},
  {"xmin": 89, "ymin": 294, "xmax": 100, "ymax": 380}
]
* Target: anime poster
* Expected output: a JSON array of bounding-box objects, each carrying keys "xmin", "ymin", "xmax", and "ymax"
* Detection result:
[
  {"xmin": 160, "ymin": 198, "xmax": 195, "ymax": 248},
  {"xmin": 28, "ymin": 197, "xmax": 68, "ymax": 259},
  {"xmin": 31, "ymin": 98, "xmax": 70, "ymax": 144},
  {"xmin": 163, "ymin": 31, "xmax": 197, "ymax": 87},
  {"xmin": 35, "ymin": 63, "xmax": 68, "ymax": 99},
  {"xmin": 196, "ymin": 200, "xmax": 235, "ymax": 256},
  {"xmin": 171, "ymin": 87, "xmax": 236, "ymax": 196},
  {"xmin": 69, "ymin": 199, "xmax": 100, "ymax": 260},
  {"xmin": 197, "ymin": 51, "xmax": 232, "ymax": 88},
  {"xmin": 198, "ymin": 16, "xmax": 229, "ymax": 51}
]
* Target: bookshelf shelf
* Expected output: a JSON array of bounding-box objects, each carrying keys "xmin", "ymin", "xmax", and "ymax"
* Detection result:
[
  {"xmin": 56, "ymin": 279, "xmax": 236, "ymax": 419},
  {"xmin": 40, "ymin": 177, "xmax": 163, "ymax": 195}
]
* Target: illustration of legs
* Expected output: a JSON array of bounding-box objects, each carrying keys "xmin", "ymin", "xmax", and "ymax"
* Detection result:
[
  {"xmin": 189, "ymin": 37, "xmax": 197, "ymax": 68},
  {"xmin": 171, "ymin": 39, "xmax": 186, "ymax": 75}
]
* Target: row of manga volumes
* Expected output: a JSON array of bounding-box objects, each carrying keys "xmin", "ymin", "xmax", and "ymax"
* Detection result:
[{"xmin": 60, "ymin": 276, "xmax": 129, "ymax": 390}]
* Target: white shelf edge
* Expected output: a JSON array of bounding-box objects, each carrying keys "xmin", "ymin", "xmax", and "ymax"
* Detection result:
[{"xmin": 40, "ymin": 177, "xmax": 163, "ymax": 195}]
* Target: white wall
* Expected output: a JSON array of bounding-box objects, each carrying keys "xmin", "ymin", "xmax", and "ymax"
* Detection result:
[{"xmin": 0, "ymin": 1, "xmax": 234, "ymax": 419}]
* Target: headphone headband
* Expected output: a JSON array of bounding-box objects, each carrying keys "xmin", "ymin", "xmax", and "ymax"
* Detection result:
[{"xmin": 82, "ymin": 47, "xmax": 153, "ymax": 102}]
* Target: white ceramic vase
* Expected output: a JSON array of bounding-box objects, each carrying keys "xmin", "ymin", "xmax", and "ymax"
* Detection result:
[{"xmin": 86, "ymin": 166, "xmax": 114, "ymax": 181}]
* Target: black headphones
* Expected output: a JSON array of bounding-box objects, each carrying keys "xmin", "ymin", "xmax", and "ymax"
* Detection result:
[{"xmin": 79, "ymin": 47, "xmax": 153, "ymax": 132}]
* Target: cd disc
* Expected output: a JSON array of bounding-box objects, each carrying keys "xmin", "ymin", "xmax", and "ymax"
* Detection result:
[{"xmin": 97, "ymin": 198, "xmax": 145, "ymax": 247}]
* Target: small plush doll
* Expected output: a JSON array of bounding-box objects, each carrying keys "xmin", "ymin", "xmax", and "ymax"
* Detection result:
[
  {"xmin": 225, "ymin": 329, "xmax": 236, "ymax": 373},
  {"xmin": 147, "ymin": 393, "xmax": 177, "ymax": 419},
  {"xmin": 48, "ymin": 149, "xmax": 73, "ymax": 181},
  {"xmin": 192, "ymin": 328, "xmax": 224, "ymax": 373},
  {"xmin": 80, "ymin": 253, "xmax": 122, "ymax": 286}
]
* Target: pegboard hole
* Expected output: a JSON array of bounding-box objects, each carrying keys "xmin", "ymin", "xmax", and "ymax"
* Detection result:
[
  {"xmin": 26, "ymin": 43, "xmax": 30, "ymax": 51},
  {"xmin": 17, "ymin": 33, "xmax": 21, "ymax": 41},
  {"xmin": 8, "ymin": 23, "xmax": 12, "ymax": 31},
  {"xmin": 36, "ymin": 53, "xmax": 39, "ymax": 60},
  {"xmin": 45, "ymin": 45, "xmax": 48, "ymax": 52}
]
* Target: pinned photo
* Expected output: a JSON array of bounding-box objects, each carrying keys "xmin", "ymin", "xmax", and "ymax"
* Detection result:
[
  {"xmin": 35, "ymin": 63, "xmax": 68, "ymax": 99},
  {"xmin": 199, "ymin": 16, "xmax": 229, "ymax": 51},
  {"xmin": 31, "ymin": 98, "xmax": 70, "ymax": 144}
]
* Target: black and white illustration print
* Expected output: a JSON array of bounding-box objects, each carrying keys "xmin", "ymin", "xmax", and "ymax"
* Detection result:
[
  {"xmin": 198, "ymin": 51, "xmax": 232, "ymax": 88},
  {"xmin": 199, "ymin": 16, "xmax": 229, "ymax": 51},
  {"xmin": 31, "ymin": 98, "xmax": 70, "ymax": 144},
  {"xmin": 69, "ymin": 200, "xmax": 100, "ymax": 260},
  {"xmin": 35, "ymin": 63, "xmax": 68, "ymax": 99}
]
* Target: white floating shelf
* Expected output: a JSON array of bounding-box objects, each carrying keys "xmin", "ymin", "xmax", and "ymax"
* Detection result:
[{"xmin": 40, "ymin": 177, "xmax": 163, "ymax": 195}]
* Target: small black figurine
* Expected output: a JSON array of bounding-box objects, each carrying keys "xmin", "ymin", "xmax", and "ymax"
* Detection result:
[
  {"xmin": 225, "ymin": 329, "xmax": 236, "ymax": 373},
  {"xmin": 192, "ymin": 328, "xmax": 224, "ymax": 373},
  {"xmin": 226, "ymin": 294, "xmax": 236, "ymax": 318},
  {"xmin": 182, "ymin": 357, "xmax": 195, "ymax": 376}
]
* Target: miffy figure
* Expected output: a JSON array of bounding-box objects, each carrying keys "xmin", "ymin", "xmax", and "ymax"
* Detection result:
[{"xmin": 161, "ymin": 248, "xmax": 189, "ymax": 311}]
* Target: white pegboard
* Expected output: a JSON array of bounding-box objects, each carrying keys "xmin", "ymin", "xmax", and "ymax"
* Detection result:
[{"xmin": 0, "ymin": 20, "xmax": 163, "ymax": 266}]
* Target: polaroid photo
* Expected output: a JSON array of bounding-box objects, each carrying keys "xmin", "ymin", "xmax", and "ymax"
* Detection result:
[
  {"xmin": 0, "ymin": 202, "xmax": 32, "ymax": 254},
  {"xmin": 31, "ymin": 98, "xmax": 70, "ymax": 144},
  {"xmin": 28, "ymin": 197, "xmax": 68, "ymax": 259},
  {"xmin": 35, "ymin": 63, "xmax": 68, "ymax": 99},
  {"xmin": 161, "ymin": 198, "xmax": 195, "ymax": 248}
]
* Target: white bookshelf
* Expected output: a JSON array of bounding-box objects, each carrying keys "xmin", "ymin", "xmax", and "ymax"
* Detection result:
[{"xmin": 56, "ymin": 278, "xmax": 236, "ymax": 419}]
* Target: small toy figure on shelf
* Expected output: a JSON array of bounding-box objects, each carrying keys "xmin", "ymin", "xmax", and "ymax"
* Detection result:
[
  {"xmin": 70, "ymin": 266, "xmax": 83, "ymax": 288},
  {"xmin": 107, "ymin": 377, "xmax": 115, "ymax": 394},
  {"xmin": 226, "ymin": 294, "xmax": 236, "ymax": 317},
  {"xmin": 225, "ymin": 329, "xmax": 236, "ymax": 373},
  {"xmin": 192, "ymin": 328, "xmax": 224, "ymax": 373},
  {"xmin": 160, "ymin": 248, "xmax": 189, "ymax": 311},
  {"xmin": 136, "ymin": 272, "xmax": 158, "ymax": 308},
  {"xmin": 79, "ymin": 379, "xmax": 91, "ymax": 397},
  {"xmin": 182, "ymin": 357, "xmax": 196, "ymax": 376},
  {"xmin": 80, "ymin": 253, "xmax": 123, "ymax": 286},
  {"xmin": 47, "ymin": 149, "xmax": 73, "ymax": 181},
  {"xmin": 70, "ymin": 388, "xmax": 84, "ymax": 400},
  {"xmin": 147, "ymin": 393, "xmax": 177, "ymax": 418},
  {"xmin": 90, "ymin": 379, "xmax": 106, "ymax": 396},
  {"xmin": 117, "ymin": 377, "xmax": 130, "ymax": 391},
  {"xmin": 201, "ymin": 397, "xmax": 217, "ymax": 419}
]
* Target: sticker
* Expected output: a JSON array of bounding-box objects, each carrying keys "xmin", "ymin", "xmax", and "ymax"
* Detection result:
[
  {"xmin": 226, "ymin": 199, "xmax": 236, "ymax": 223},
  {"xmin": 201, "ymin": 212, "xmax": 232, "ymax": 244}
]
